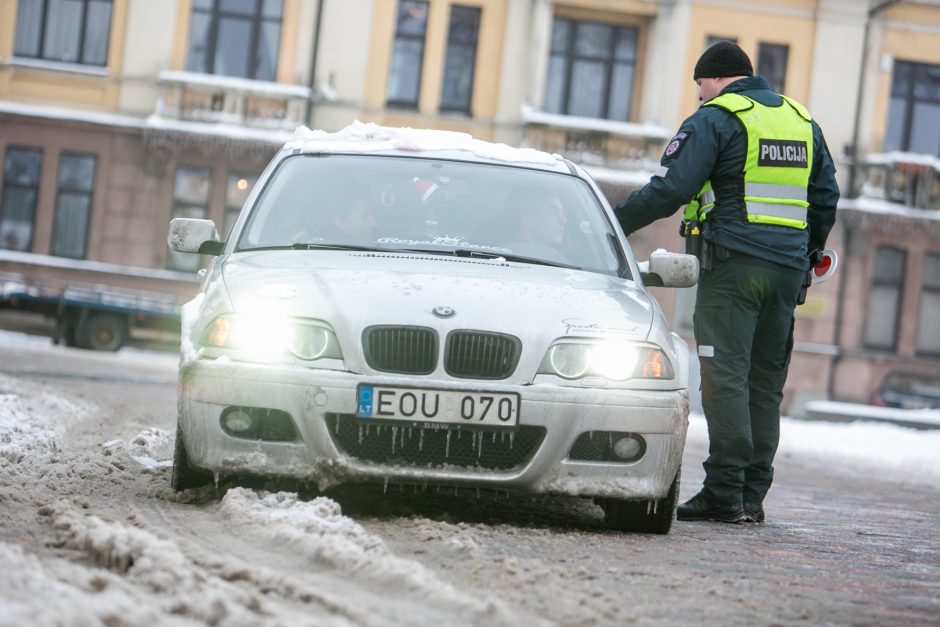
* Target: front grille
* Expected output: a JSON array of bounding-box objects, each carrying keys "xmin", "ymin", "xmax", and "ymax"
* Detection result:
[
  {"xmin": 568, "ymin": 431, "xmax": 610, "ymax": 461},
  {"xmin": 445, "ymin": 331, "xmax": 521, "ymax": 379},
  {"xmin": 326, "ymin": 414, "xmax": 545, "ymax": 470},
  {"xmin": 363, "ymin": 326, "xmax": 438, "ymax": 374}
]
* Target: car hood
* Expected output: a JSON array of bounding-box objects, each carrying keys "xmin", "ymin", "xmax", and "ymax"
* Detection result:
[{"xmin": 220, "ymin": 250, "xmax": 655, "ymax": 341}]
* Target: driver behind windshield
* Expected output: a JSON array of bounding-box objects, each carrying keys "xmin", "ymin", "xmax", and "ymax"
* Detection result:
[
  {"xmin": 323, "ymin": 192, "xmax": 378, "ymax": 244},
  {"xmin": 502, "ymin": 187, "xmax": 569, "ymax": 263}
]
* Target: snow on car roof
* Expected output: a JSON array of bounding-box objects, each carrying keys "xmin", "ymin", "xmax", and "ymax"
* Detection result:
[{"xmin": 284, "ymin": 120, "xmax": 567, "ymax": 170}]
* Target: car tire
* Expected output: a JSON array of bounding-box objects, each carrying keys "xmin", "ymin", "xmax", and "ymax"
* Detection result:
[
  {"xmin": 171, "ymin": 422, "xmax": 214, "ymax": 491},
  {"xmin": 75, "ymin": 313, "xmax": 127, "ymax": 351},
  {"xmin": 603, "ymin": 470, "xmax": 680, "ymax": 535}
]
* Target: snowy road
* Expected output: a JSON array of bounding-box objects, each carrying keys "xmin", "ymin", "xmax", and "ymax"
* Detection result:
[{"xmin": 1, "ymin": 331, "xmax": 938, "ymax": 626}]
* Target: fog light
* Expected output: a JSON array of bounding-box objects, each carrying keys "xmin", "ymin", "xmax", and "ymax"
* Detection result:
[
  {"xmin": 223, "ymin": 408, "xmax": 254, "ymax": 433},
  {"xmin": 612, "ymin": 435, "xmax": 642, "ymax": 460}
]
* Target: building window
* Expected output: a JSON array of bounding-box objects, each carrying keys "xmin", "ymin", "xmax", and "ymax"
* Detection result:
[
  {"xmin": 706, "ymin": 35, "xmax": 737, "ymax": 47},
  {"xmin": 863, "ymin": 246, "xmax": 906, "ymax": 351},
  {"xmin": 51, "ymin": 153, "xmax": 96, "ymax": 259},
  {"xmin": 440, "ymin": 5, "xmax": 481, "ymax": 113},
  {"xmin": 0, "ymin": 147, "xmax": 43, "ymax": 252},
  {"xmin": 544, "ymin": 18, "xmax": 638, "ymax": 121},
  {"xmin": 758, "ymin": 43, "xmax": 788, "ymax": 93},
  {"xmin": 186, "ymin": 0, "xmax": 283, "ymax": 81},
  {"xmin": 224, "ymin": 171, "xmax": 257, "ymax": 239},
  {"xmin": 916, "ymin": 253, "xmax": 940, "ymax": 355},
  {"xmin": 169, "ymin": 166, "xmax": 212, "ymax": 272},
  {"xmin": 14, "ymin": 0, "xmax": 113, "ymax": 66},
  {"xmin": 386, "ymin": 0, "xmax": 429, "ymax": 108},
  {"xmin": 885, "ymin": 60, "xmax": 940, "ymax": 156}
]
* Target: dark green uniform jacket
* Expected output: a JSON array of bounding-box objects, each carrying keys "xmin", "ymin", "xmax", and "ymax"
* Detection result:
[{"xmin": 614, "ymin": 76, "xmax": 839, "ymax": 271}]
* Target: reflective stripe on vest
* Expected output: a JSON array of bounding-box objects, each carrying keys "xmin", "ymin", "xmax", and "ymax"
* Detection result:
[{"xmin": 687, "ymin": 93, "xmax": 813, "ymax": 230}]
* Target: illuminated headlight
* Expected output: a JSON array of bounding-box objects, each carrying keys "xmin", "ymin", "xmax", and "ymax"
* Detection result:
[
  {"xmin": 201, "ymin": 314, "xmax": 341, "ymax": 362},
  {"xmin": 540, "ymin": 341, "xmax": 673, "ymax": 381}
]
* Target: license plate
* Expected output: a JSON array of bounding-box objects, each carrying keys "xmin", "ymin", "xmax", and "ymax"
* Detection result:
[{"xmin": 356, "ymin": 385, "xmax": 519, "ymax": 426}]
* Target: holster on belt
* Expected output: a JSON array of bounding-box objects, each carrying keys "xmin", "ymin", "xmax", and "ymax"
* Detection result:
[
  {"xmin": 797, "ymin": 267, "xmax": 813, "ymax": 306},
  {"xmin": 680, "ymin": 220, "xmax": 703, "ymax": 259},
  {"xmin": 680, "ymin": 220, "xmax": 729, "ymax": 273}
]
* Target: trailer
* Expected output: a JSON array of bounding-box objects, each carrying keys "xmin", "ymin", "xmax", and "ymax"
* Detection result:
[{"xmin": 0, "ymin": 251, "xmax": 199, "ymax": 351}]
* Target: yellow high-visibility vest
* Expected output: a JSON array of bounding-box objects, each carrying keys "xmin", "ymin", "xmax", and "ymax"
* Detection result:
[{"xmin": 683, "ymin": 92, "xmax": 814, "ymax": 230}]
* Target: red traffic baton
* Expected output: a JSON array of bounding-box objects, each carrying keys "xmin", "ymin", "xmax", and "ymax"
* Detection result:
[{"xmin": 811, "ymin": 249, "xmax": 838, "ymax": 284}]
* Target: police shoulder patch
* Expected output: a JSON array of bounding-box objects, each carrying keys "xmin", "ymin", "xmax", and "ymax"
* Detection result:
[{"xmin": 663, "ymin": 131, "xmax": 690, "ymax": 159}]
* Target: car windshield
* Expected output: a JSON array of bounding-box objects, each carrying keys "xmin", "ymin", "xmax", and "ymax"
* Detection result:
[
  {"xmin": 881, "ymin": 372, "xmax": 940, "ymax": 400},
  {"xmin": 235, "ymin": 154, "xmax": 629, "ymax": 277}
]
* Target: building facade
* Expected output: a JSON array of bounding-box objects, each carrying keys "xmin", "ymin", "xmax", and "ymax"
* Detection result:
[{"xmin": 1, "ymin": 0, "xmax": 939, "ymax": 411}]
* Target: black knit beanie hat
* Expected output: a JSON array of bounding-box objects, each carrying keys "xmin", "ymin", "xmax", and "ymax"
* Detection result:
[{"xmin": 693, "ymin": 41, "xmax": 753, "ymax": 80}]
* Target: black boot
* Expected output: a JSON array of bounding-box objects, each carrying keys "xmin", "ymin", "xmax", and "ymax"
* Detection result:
[
  {"xmin": 677, "ymin": 491, "xmax": 746, "ymax": 523},
  {"xmin": 744, "ymin": 502, "xmax": 765, "ymax": 523}
]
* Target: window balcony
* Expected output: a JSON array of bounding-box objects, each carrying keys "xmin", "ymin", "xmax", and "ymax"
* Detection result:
[
  {"xmin": 519, "ymin": 105, "xmax": 671, "ymax": 171},
  {"xmin": 152, "ymin": 71, "xmax": 311, "ymax": 132},
  {"xmin": 862, "ymin": 152, "xmax": 940, "ymax": 211}
]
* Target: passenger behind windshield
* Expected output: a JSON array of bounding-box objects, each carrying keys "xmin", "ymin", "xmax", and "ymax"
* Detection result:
[{"xmin": 289, "ymin": 190, "xmax": 379, "ymax": 246}]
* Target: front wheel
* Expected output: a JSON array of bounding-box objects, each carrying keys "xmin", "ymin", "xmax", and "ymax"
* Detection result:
[
  {"xmin": 171, "ymin": 422, "xmax": 214, "ymax": 491},
  {"xmin": 603, "ymin": 470, "xmax": 680, "ymax": 535}
]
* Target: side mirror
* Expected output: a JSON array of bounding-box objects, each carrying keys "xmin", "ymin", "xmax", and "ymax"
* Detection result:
[
  {"xmin": 641, "ymin": 250, "xmax": 699, "ymax": 288},
  {"xmin": 167, "ymin": 218, "xmax": 223, "ymax": 255}
]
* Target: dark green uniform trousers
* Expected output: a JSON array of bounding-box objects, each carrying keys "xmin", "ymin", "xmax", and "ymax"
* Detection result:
[{"xmin": 693, "ymin": 254, "xmax": 804, "ymax": 508}]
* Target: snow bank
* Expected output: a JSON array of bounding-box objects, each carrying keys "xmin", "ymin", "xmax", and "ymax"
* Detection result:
[
  {"xmin": 0, "ymin": 543, "xmax": 163, "ymax": 626},
  {"xmin": 688, "ymin": 413, "xmax": 940, "ymax": 487},
  {"xmin": 102, "ymin": 427, "xmax": 174, "ymax": 470},
  {"xmin": 0, "ymin": 376, "xmax": 91, "ymax": 468},
  {"xmin": 778, "ymin": 416, "xmax": 940, "ymax": 486},
  {"xmin": 217, "ymin": 488, "xmax": 510, "ymax": 621}
]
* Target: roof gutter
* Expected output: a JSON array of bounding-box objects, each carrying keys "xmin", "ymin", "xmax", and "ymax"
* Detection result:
[
  {"xmin": 304, "ymin": 0, "xmax": 326, "ymax": 126},
  {"xmin": 828, "ymin": 215, "xmax": 854, "ymax": 401},
  {"xmin": 847, "ymin": 0, "xmax": 903, "ymax": 197}
]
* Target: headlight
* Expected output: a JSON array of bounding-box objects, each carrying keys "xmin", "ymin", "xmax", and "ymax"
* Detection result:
[
  {"xmin": 201, "ymin": 314, "xmax": 342, "ymax": 362},
  {"xmin": 540, "ymin": 340, "xmax": 673, "ymax": 381},
  {"xmin": 547, "ymin": 343, "xmax": 591, "ymax": 379}
]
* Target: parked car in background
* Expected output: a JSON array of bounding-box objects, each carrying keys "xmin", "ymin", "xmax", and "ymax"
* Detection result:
[
  {"xmin": 870, "ymin": 371, "xmax": 940, "ymax": 410},
  {"xmin": 167, "ymin": 122, "xmax": 698, "ymax": 534}
]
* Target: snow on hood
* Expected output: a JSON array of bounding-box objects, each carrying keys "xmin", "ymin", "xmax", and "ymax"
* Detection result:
[
  {"xmin": 286, "ymin": 120, "xmax": 563, "ymax": 168},
  {"xmin": 219, "ymin": 251, "xmax": 654, "ymax": 342}
]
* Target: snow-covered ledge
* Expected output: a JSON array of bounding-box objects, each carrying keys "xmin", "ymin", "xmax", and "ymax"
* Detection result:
[
  {"xmin": 157, "ymin": 71, "xmax": 312, "ymax": 98},
  {"xmin": 865, "ymin": 151, "xmax": 940, "ymax": 171},
  {"xmin": 520, "ymin": 104, "xmax": 672, "ymax": 141}
]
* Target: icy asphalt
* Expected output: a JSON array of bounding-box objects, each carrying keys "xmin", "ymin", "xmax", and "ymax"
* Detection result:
[{"xmin": 0, "ymin": 329, "xmax": 938, "ymax": 626}]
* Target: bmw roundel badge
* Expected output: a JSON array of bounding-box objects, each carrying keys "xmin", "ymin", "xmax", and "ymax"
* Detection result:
[{"xmin": 432, "ymin": 306, "xmax": 456, "ymax": 318}]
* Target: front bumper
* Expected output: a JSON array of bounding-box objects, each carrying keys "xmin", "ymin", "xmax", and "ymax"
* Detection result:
[{"xmin": 178, "ymin": 359, "xmax": 689, "ymax": 500}]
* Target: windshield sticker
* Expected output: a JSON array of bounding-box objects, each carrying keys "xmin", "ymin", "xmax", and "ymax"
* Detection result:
[{"xmin": 378, "ymin": 236, "xmax": 509, "ymax": 253}]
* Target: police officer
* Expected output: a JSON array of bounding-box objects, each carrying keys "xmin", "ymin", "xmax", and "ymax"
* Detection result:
[{"xmin": 615, "ymin": 41, "xmax": 839, "ymax": 523}]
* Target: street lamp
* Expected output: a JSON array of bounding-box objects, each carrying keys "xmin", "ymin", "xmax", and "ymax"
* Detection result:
[{"xmin": 847, "ymin": 0, "xmax": 903, "ymax": 198}]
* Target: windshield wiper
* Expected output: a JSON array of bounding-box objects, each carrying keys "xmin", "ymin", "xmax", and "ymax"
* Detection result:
[
  {"xmin": 290, "ymin": 242, "xmax": 390, "ymax": 252},
  {"xmin": 439, "ymin": 248, "xmax": 579, "ymax": 270},
  {"xmin": 236, "ymin": 243, "xmax": 391, "ymax": 253}
]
